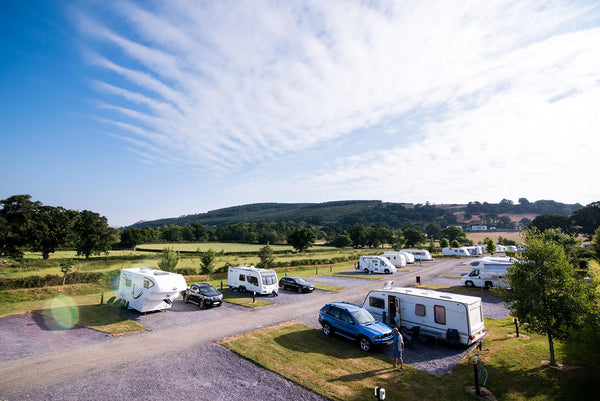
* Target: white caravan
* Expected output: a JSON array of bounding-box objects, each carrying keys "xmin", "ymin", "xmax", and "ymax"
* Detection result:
[
  {"xmin": 227, "ymin": 265, "xmax": 278, "ymax": 295},
  {"xmin": 118, "ymin": 267, "xmax": 187, "ymax": 313},
  {"xmin": 357, "ymin": 255, "xmax": 397, "ymax": 274},
  {"xmin": 465, "ymin": 246, "xmax": 482, "ymax": 256},
  {"xmin": 400, "ymin": 251, "xmax": 416, "ymax": 264},
  {"xmin": 442, "ymin": 247, "xmax": 471, "ymax": 257},
  {"xmin": 400, "ymin": 249, "xmax": 433, "ymax": 261},
  {"xmin": 362, "ymin": 286, "xmax": 486, "ymax": 346},
  {"xmin": 461, "ymin": 259, "xmax": 513, "ymax": 289},
  {"xmin": 382, "ymin": 252, "xmax": 407, "ymax": 268}
]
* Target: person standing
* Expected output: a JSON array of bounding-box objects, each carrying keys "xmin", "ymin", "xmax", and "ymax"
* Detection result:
[{"xmin": 392, "ymin": 327, "xmax": 404, "ymax": 370}]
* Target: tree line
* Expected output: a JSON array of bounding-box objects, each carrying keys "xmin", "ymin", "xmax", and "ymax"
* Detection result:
[{"xmin": 1, "ymin": 195, "xmax": 116, "ymax": 260}]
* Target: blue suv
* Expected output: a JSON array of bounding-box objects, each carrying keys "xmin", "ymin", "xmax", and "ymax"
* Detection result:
[{"xmin": 318, "ymin": 302, "xmax": 394, "ymax": 352}]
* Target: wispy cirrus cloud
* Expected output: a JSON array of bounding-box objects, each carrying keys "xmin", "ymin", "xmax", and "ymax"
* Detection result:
[{"xmin": 74, "ymin": 0, "xmax": 600, "ymax": 204}]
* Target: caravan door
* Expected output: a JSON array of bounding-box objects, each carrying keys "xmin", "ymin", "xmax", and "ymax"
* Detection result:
[{"xmin": 388, "ymin": 295, "xmax": 397, "ymax": 326}]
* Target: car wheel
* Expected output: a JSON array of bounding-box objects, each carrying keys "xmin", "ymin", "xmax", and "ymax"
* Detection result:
[
  {"xmin": 465, "ymin": 281, "xmax": 474, "ymax": 287},
  {"xmin": 359, "ymin": 336, "xmax": 372, "ymax": 352},
  {"xmin": 384, "ymin": 269, "xmax": 390, "ymax": 274},
  {"xmin": 297, "ymin": 286, "xmax": 301, "ymax": 293},
  {"xmin": 323, "ymin": 322, "xmax": 332, "ymax": 336},
  {"xmin": 199, "ymin": 299, "xmax": 205, "ymax": 309},
  {"xmin": 364, "ymin": 268, "xmax": 370, "ymax": 274},
  {"xmin": 183, "ymin": 294, "xmax": 189, "ymax": 303}
]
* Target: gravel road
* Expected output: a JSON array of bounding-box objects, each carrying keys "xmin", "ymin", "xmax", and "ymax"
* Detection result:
[{"xmin": 0, "ymin": 258, "xmax": 510, "ymax": 400}]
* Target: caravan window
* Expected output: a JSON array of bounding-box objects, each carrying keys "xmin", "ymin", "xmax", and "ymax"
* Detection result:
[
  {"xmin": 369, "ymin": 297, "xmax": 385, "ymax": 309},
  {"xmin": 262, "ymin": 274, "xmax": 276, "ymax": 285},
  {"xmin": 415, "ymin": 303, "xmax": 426, "ymax": 316},
  {"xmin": 434, "ymin": 305, "xmax": 446, "ymax": 325},
  {"xmin": 125, "ymin": 278, "xmax": 131, "ymax": 287},
  {"xmin": 239, "ymin": 274, "xmax": 246, "ymax": 281},
  {"xmin": 247, "ymin": 276, "xmax": 259, "ymax": 286},
  {"xmin": 143, "ymin": 279, "xmax": 154, "ymax": 289}
]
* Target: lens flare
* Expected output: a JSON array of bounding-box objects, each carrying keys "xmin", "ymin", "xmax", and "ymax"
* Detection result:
[{"xmin": 43, "ymin": 295, "xmax": 79, "ymax": 330}]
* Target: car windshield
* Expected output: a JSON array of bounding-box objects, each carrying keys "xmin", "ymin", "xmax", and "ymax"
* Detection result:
[
  {"xmin": 351, "ymin": 308, "xmax": 376, "ymax": 325},
  {"xmin": 199, "ymin": 285, "xmax": 219, "ymax": 296},
  {"xmin": 293, "ymin": 277, "xmax": 309, "ymax": 285}
]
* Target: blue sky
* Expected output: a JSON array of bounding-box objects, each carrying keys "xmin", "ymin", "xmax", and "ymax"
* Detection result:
[{"xmin": 2, "ymin": 0, "xmax": 600, "ymax": 227}]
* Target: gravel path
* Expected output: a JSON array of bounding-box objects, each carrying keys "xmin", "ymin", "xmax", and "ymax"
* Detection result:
[{"xmin": 5, "ymin": 342, "xmax": 327, "ymax": 401}]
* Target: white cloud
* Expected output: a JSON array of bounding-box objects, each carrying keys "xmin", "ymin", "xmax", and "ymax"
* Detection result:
[{"xmin": 75, "ymin": 0, "xmax": 600, "ymax": 205}]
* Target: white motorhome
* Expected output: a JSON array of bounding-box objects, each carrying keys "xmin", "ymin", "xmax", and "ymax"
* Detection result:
[
  {"xmin": 227, "ymin": 265, "xmax": 278, "ymax": 295},
  {"xmin": 400, "ymin": 249, "xmax": 433, "ymax": 261},
  {"xmin": 362, "ymin": 286, "xmax": 486, "ymax": 346},
  {"xmin": 382, "ymin": 252, "xmax": 407, "ymax": 268},
  {"xmin": 357, "ymin": 256, "xmax": 397, "ymax": 274},
  {"xmin": 442, "ymin": 247, "xmax": 471, "ymax": 257},
  {"xmin": 118, "ymin": 267, "xmax": 187, "ymax": 313},
  {"xmin": 461, "ymin": 259, "xmax": 512, "ymax": 289}
]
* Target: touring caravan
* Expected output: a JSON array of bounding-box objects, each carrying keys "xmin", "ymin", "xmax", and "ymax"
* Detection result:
[
  {"xmin": 357, "ymin": 255, "xmax": 397, "ymax": 274},
  {"xmin": 442, "ymin": 247, "xmax": 471, "ymax": 257},
  {"xmin": 227, "ymin": 265, "xmax": 278, "ymax": 296},
  {"xmin": 461, "ymin": 261, "xmax": 511, "ymax": 289},
  {"xmin": 362, "ymin": 286, "xmax": 486, "ymax": 346},
  {"xmin": 465, "ymin": 246, "xmax": 482, "ymax": 255},
  {"xmin": 400, "ymin": 251, "xmax": 416, "ymax": 264},
  {"xmin": 400, "ymin": 249, "xmax": 434, "ymax": 261},
  {"xmin": 382, "ymin": 252, "xmax": 407, "ymax": 268},
  {"xmin": 118, "ymin": 267, "xmax": 187, "ymax": 313}
]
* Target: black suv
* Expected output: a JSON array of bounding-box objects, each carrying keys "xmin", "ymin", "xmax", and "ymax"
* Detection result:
[
  {"xmin": 279, "ymin": 276, "xmax": 315, "ymax": 293},
  {"xmin": 182, "ymin": 283, "xmax": 223, "ymax": 309}
]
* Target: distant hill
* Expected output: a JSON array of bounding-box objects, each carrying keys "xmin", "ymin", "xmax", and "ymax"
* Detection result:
[{"xmin": 128, "ymin": 199, "xmax": 583, "ymax": 229}]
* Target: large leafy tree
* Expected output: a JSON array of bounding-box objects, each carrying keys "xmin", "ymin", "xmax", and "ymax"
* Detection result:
[
  {"xmin": 332, "ymin": 234, "xmax": 353, "ymax": 248},
  {"xmin": 74, "ymin": 210, "xmax": 112, "ymax": 259},
  {"xmin": 483, "ymin": 237, "xmax": 496, "ymax": 255},
  {"xmin": 30, "ymin": 206, "xmax": 78, "ymax": 259},
  {"xmin": 571, "ymin": 201, "xmax": 600, "ymax": 240},
  {"xmin": 425, "ymin": 222, "xmax": 442, "ymax": 240},
  {"xmin": 501, "ymin": 228, "xmax": 598, "ymax": 366},
  {"xmin": 0, "ymin": 195, "xmax": 40, "ymax": 258},
  {"xmin": 287, "ymin": 227, "xmax": 316, "ymax": 252},
  {"xmin": 348, "ymin": 223, "xmax": 368, "ymax": 248},
  {"xmin": 403, "ymin": 228, "xmax": 426, "ymax": 247},
  {"xmin": 440, "ymin": 225, "xmax": 468, "ymax": 245},
  {"xmin": 530, "ymin": 214, "xmax": 573, "ymax": 233}
]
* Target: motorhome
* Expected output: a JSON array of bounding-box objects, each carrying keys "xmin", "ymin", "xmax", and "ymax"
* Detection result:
[
  {"xmin": 362, "ymin": 286, "xmax": 486, "ymax": 346},
  {"xmin": 118, "ymin": 267, "xmax": 187, "ymax": 313},
  {"xmin": 461, "ymin": 259, "xmax": 512, "ymax": 289},
  {"xmin": 227, "ymin": 265, "xmax": 279, "ymax": 295},
  {"xmin": 442, "ymin": 247, "xmax": 471, "ymax": 257},
  {"xmin": 399, "ymin": 249, "xmax": 433, "ymax": 261},
  {"xmin": 382, "ymin": 252, "xmax": 407, "ymax": 268},
  {"xmin": 357, "ymin": 255, "xmax": 397, "ymax": 274}
]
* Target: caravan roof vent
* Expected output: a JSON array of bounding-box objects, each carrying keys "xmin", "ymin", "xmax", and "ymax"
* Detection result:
[{"xmin": 440, "ymin": 295, "xmax": 452, "ymax": 299}]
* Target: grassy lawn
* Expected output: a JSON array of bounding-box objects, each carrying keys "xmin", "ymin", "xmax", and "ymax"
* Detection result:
[
  {"xmin": 0, "ymin": 291, "xmax": 145, "ymax": 335},
  {"xmin": 221, "ymin": 319, "xmax": 599, "ymax": 401}
]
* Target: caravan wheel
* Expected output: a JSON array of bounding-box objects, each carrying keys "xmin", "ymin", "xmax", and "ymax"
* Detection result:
[
  {"xmin": 239, "ymin": 286, "xmax": 246, "ymax": 293},
  {"xmin": 384, "ymin": 269, "xmax": 390, "ymax": 274},
  {"xmin": 465, "ymin": 281, "xmax": 474, "ymax": 287},
  {"xmin": 364, "ymin": 268, "xmax": 370, "ymax": 274}
]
